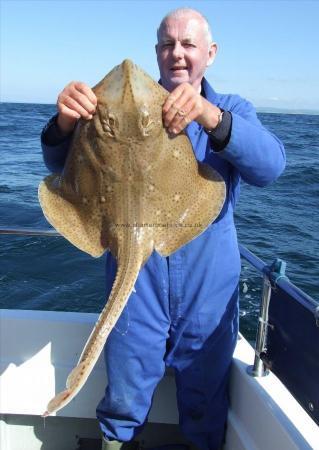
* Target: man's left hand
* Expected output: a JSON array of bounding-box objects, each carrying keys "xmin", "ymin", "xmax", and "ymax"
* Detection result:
[{"xmin": 162, "ymin": 82, "xmax": 221, "ymax": 134}]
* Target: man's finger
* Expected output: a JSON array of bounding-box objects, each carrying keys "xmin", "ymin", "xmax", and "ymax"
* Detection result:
[
  {"xmin": 59, "ymin": 104, "xmax": 81, "ymax": 120},
  {"xmin": 70, "ymin": 89, "xmax": 97, "ymax": 114},
  {"xmin": 74, "ymin": 82, "xmax": 97, "ymax": 106},
  {"xmin": 60, "ymin": 95, "xmax": 94, "ymax": 120},
  {"xmin": 162, "ymin": 83, "xmax": 186, "ymax": 113},
  {"xmin": 167, "ymin": 98, "xmax": 202, "ymax": 134},
  {"xmin": 164, "ymin": 92, "xmax": 193, "ymax": 127},
  {"xmin": 166, "ymin": 96, "xmax": 197, "ymax": 132}
]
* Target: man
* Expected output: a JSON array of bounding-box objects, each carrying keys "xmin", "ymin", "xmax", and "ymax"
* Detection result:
[{"xmin": 41, "ymin": 8, "xmax": 286, "ymax": 450}]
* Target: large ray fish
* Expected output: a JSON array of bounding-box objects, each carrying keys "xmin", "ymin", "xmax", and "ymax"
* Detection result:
[{"xmin": 38, "ymin": 59, "xmax": 226, "ymax": 416}]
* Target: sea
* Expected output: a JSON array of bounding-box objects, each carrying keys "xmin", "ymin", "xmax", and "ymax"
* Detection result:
[{"xmin": 1, "ymin": 102, "xmax": 318, "ymax": 341}]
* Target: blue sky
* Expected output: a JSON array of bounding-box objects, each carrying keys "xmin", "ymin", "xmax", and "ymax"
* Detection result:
[{"xmin": 1, "ymin": 0, "xmax": 318, "ymax": 111}]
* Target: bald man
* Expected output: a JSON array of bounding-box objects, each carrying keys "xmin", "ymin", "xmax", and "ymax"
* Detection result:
[{"xmin": 41, "ymin": 8, "xmax": 285, "ymax": 450}]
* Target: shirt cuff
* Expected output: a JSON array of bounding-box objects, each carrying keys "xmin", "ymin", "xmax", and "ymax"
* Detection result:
[
  {"xmin": 41, "ymin": 114, "xmax": 72, "ymax": 146},
  {"xmin": 205, "ymin": 110, "xmax": 232, "ymax": 152}
]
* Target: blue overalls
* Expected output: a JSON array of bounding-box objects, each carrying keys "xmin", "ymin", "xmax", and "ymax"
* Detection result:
[{"xmin": 41, "ymin": 78, "xmax": 285, "ymax": 450}]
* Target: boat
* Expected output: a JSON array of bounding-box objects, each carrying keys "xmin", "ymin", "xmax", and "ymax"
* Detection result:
[{"xmin": 0, "ymin": 227, "xmax": 318, "ymax": 450}]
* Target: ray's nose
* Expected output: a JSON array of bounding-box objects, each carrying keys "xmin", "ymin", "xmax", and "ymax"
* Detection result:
[
  {"xmin": 120, "ymin": 59, "xmax": 137, "ymax": 103},
  {"xmin": 121, "ymin": 59, "xmax": 135, "ymax": 72}
]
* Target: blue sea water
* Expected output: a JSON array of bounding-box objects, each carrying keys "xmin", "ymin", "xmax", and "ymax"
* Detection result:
[{"xmin": 0, "ymin": 102, "xmax": 318, "ymax": 340}]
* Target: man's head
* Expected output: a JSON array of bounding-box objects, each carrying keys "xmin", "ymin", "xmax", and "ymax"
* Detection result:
[{"xmin": 156, "ymin": 8, "xmax": 217, "ymax": 92}]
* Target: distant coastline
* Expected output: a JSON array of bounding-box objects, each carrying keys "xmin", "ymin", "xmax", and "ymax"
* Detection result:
[
  {"xmin": 256, "ymin": 106, "xmax": 319, "ymax": 116},
  {"xmin": 1, "ymin": 101, "xmax": 319, "ymax": 116}
]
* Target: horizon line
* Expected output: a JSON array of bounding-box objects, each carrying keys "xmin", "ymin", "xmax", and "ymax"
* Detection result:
[{"xmin": 1, "ymin": 100, "xmax": 319, "ymax": 116}]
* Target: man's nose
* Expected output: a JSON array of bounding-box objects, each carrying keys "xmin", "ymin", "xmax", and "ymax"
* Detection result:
[{"xmin": 172, "ymin": 42, "xmax": 183, "ymax": 59}]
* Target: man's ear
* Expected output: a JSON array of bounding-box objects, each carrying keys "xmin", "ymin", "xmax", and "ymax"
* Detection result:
[{"xmin": 207, "ymin": 42, "xmax": 218, "ymax": 67}]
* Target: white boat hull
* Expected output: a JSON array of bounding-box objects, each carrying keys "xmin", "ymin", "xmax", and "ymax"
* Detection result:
[{"xmin": 0, "ymin": 309, "xmax": 318, "ymax": 449}]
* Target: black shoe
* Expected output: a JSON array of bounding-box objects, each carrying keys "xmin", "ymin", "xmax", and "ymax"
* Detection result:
[{"xmin": 101, "ymin": 438, "xmax": 140, "ymax": 450}]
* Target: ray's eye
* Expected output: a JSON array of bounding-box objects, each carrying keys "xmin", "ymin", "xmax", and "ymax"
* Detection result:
[
  {"xmin": 108, "ymin": 114, "xmax": 116, "ymax": 127},
  {"xmin": 141, "ymin": 113, "xmax": 150, "ymax": 128},
  {"xmin": 101, "ymin": 111, "xmax": 118, "ymax": 138},
  {"xmin": 140, "ymin": 107, "xmax": 154, "ymax": 136}
]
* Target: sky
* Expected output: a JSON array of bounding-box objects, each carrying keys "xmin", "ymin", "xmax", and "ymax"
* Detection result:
[{"xmin": 1, "ymin": 0, "xmax": 319, "ymax": 111}]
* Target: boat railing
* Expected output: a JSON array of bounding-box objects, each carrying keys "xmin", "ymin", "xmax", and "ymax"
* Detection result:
[
  {"xmin": 0, "ymin": 227, "xmax": 60, "ymax": 237},
  {"xmin": 1, "ymin": 226, "xmax": 318, "ymax": 424},
  {"xmin": 239, "ymin": 243, "xmax": 319, "ymax": 425},
  {"xmin": 239, "ymin": 245, "xmax": 318, "ymax": 370}
]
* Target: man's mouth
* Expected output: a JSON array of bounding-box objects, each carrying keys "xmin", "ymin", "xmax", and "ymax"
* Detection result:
[{"xmin": 170, "ymin": 66, "xmax": 188, "ymax": 72}]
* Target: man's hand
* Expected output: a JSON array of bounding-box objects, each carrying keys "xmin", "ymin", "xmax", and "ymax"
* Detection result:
[
  {"xmin": 162, "ymin": 82, "xmax": 221, "ymax": 134},
  {"xmin": 56, "ymin": 82, "xmax": 97, "ymax": 136}
]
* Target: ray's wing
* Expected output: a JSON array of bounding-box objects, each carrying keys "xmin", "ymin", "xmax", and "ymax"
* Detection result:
[
  {"xmin": 38, "ymin": 121, "xmax": 119, "ymax": 258},
  {"xmin": 142, "ymin": 132, "xmax": 226, "ymax": 256}
]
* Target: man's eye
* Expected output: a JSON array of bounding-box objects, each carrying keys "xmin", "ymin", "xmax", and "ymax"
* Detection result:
[{"xmin": 184, "ymin": 43, "xmax": 195, "ymax": 48}]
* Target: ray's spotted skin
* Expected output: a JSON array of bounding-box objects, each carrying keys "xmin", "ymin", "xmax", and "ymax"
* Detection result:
[{"xmin": 38, "ymin": 59, "xmax": 226, "ymax": 416}]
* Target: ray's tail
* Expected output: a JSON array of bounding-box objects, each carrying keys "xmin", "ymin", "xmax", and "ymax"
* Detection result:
[{"xmin": 43, "ymin": 237, "xmax": 147, "ymax": 416}]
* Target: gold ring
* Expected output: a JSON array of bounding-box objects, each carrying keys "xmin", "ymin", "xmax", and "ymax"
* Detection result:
[{"xmin": 177, "ymin": 109, "xmax": 187, "ymax": 117}]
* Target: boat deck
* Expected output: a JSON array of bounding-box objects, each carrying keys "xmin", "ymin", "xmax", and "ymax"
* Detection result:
[{"xmin": 1, "ymin": 309, "xmax": 318, "ymax": 450}]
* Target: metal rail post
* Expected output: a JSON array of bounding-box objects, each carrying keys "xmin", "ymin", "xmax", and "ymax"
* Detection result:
[{"xmin": 247, "ymin": 274, "xmax": 272, "ymax": 377}]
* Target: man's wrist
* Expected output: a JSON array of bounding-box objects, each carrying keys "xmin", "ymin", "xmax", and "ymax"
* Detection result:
[
  {"xmin": 204, "ymin": 108, "xmax": 224, "ymax": 134},
  {"xmin": 56, "ymin": 115, "xmax": 77, "ymax": 137},
  {"xmin": 204, "ymin": 110, "xmax": 232, "ymax": 152}
]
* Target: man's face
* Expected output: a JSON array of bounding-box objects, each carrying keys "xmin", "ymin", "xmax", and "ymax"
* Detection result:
[{"xmin": 156, "ymin": 14, "xmax": 217, "ymax": 92}]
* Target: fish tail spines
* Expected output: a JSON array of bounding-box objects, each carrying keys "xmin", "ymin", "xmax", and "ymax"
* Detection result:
[{"xmin": 42, "ymin": 389, "xmax": 71, "ymax": 417}]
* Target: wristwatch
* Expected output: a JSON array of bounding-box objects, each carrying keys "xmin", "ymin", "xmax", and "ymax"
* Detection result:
[{"xmin": 204, "ymin": 109, "xmax": 224, "ymax": 135}]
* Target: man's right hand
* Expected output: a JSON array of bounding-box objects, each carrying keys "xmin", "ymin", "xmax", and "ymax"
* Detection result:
[{"xmin": 56, "ymin": 82, "xmax": 97, "ymax": 136}]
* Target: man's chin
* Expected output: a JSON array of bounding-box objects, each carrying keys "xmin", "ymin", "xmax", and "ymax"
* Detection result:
[{"xmin": 164, "ymin": 75, "xmax": 190, "ymax": 91}]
